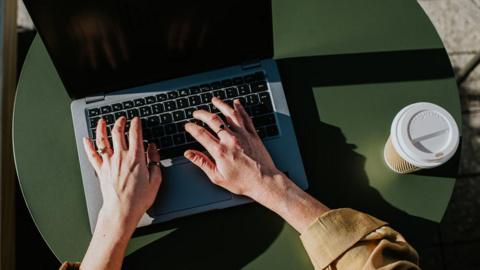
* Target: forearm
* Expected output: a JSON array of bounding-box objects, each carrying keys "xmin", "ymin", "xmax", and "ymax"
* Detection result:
[
  {"xmin": 249, "ymin": 173, "xmax": 330, "ymax": 233},
  {"xmin": 80, "ymin": 210, "xmax": 135, "ymax": 270}
]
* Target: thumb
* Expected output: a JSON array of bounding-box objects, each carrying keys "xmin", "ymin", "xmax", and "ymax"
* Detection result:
[{"xmin": 184, "ymin": 150, "xmax": 220, "ymax": 183}]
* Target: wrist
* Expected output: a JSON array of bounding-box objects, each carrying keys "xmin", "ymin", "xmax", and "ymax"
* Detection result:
[
  {"xmin": 249, "ymin": 173, "xmax": 330, "ymax": 233},
  {"xmin": 97, "ymin": 208, "xmax": 137, "ymax": 240}
]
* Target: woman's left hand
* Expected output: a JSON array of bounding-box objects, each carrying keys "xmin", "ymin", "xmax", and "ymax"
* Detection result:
[{"xmin": 82, "ymin": 116, "xmax": 162, "ymax": 232}]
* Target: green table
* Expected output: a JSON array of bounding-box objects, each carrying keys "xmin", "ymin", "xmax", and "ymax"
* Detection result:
[{"xmin": 14, "ymin": 0, "xmax": 461, "ymax": 268}]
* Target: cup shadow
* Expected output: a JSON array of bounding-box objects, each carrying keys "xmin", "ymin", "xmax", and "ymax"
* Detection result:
[{"xmin": 124, "ymin": 50, "xmax": 455, "ymax": 269}]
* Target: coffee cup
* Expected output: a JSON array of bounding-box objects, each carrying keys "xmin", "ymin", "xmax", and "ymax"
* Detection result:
[{"xmin": 384, "ymin": 102, "xmax": 459, "ymax": 174}]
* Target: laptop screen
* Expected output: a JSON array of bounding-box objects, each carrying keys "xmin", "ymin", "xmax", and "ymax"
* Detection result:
[{"xmin": 23, "ymin": 0, "xmax": 273, "ymax": 99}]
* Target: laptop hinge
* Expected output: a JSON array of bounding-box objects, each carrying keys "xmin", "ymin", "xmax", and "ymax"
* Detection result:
[
  {"xmin": 241, "ymin": 59, "xmax": 261, "ymax": 70},
  {"xmin": 85, "ymin": 94, "xmax": 105, "ymax": 104}
]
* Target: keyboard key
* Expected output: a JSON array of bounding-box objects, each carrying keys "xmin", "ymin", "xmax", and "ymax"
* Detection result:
[
  {"xmin": 256, "ymin": 127, "xmax": 266, "ymax": 139},
  {"xmin": 200, "ymin": 84, "xmax": 211, "ymax": 92},
  {"xmin": 90, "ymin": 117, "xmax": 100, "ymax": 128},
  {"xmin": 145, "ymin": 96, "xmax": 157, "ymax": 104},
  {"xmin": 101, "ymin": 106, "xmax": 112, "ymax": 114},
  {"xmin": 147, "ymin": 116, "xmax": 160, "ymax": 127},
  {"xmin": 91, "ymin": 129, "xmax": 96, "ymax": 139},
  {"xmin": 140, "ymin": 106, "xmax": 153, "ymax": 117},
  {"xmin": 165, "ymin": 124, "xmax": 177, "ymax": 135},
  {"xmin": 143, "ymin": 128, "xmax": 153, "ymax": 140},
  {"xmin": 104, "ymin": 114, "xmax": 115, "ymax": 125},
  {"xmin": 266, "ymin": 125, "xmax": 279, "ymax": 137},
  {"xmin": 210, "ymin": 81, "xmax": 222, "ymax": 90},
  {"xmin": 238, "ymin": 97, "xmax": 246, "ymax": 106},
  {"xmin": 106, "ymin": 126, "xmax": 112, "ymax": 136},
  {"xmin": 197, "ymin": 105, "xmax": 210, "ymax": 112},
  {"xmin": 178, "ymin": 88, "xmax": 190, "ymax": 97},
  {"xmin": 244, "ymin": 73, "xmax": 256, "ymax": 83},
  {"xmin": 152, "ymin": 126, "xmax": 164, "ymax": 137},
  {"xmin": 176, "ymin": 98, "xmax": 189, "ymax": 109},
  {"xmin": 201, "ymin": 92, "xmax": 213, "ymax": 103},
  {"xmin": 185, "ymin": 108, "xmax": 196, "ymax": 118},
  {"xmin": 224, "ymin": 99, "xmax": 233, "ymax": 107},
  {"xmin": 127, "ymin": 109, "xmax": 139, "ymax": 119},
  {"xmin": 173, "ymin": 110, "xmax": 186, "ymax": 121},
  {"xmin": 245, "ymin": 94, "xmax": 259, "ymax": 105},
  {"xmin": 238, "ymin": 84, "xmax": 250, "ymax": 95},
  {"xmin": 112, "ymin": 103, "xmax": 123, "ymax": 111},
  {"xmin": 232, "ymin": 77, "xmax": 244, "ymax": 85},
  {"xmin": 164, "ymin": 101, "xmax": 177, "ymax": 111},
  {"xmin": 173, "ymin": 133, "xmax": 186, "ymax": 145},
  {"xmin": 88, "ymin": 108, "xmax": 100, "ymax": 117},
  {"xmin": 250, "ymin": 81, "xmax": 268, "ymax": 92},
  {"xmin": 114, "ymin": 111, "xmax": 127, "ymax": 120},
  {"xmin": 176, "ymin": 121, "xmax": 187, "ymax": 132},
  {"xmin": 160, "ymin": 113, "xmax": 173, "ymax": 123},
  {"xmin": 253, "ymin": 71, "xmax": 265, "ymax": 81},
  {"xmin": 209, "ymin": 104, "xmax": 219, "ymax": 113},
  {"xmin": 167, "ymin": 91, "xmax": 178, "ymax": 99},
  {"xmin": 160, "ymin": 136, "xmax": 173, "ymax": 148},
  {"xmin": 226, "ymin": 87, "xmax": 239, "ymax": 98},
  {"xmin": 141, "ymin": 118, "xmax": 148, "ymax": 128},
  {"xmin": 156, "ymin": 93, "xmax": 168, "ymax": 102},
  {"xmin": 134, "ymin": 98, "xmax": 146, "ymax": 107},
  {"xmin": 160, "ymin": 142, "xmax": 203, "ymax": 159},
  {"xmin": 258, "ymin": 92, "xmax": 271, "ymax": 104},
  {"xmin": 189, "ymin": 95, "xmax": 201, "ymax": 106},
  {"xmin": 222, "ymin": 79, "xmax": 233, "ymax": 87},
  {"xmin": 190, "ymin": 87, "xmax": 201, "ymax": 94},
  {"xmin": 252, "ymin": 114, "xmax": 276, "ymax": 126},
  {"xmin": 213, "ymin": 90, "xmax": 226, "ymax": 99},
  {"xmin": 123, "ymin": 101, "xmax": 134, "ymax": 109},
  {"xmin": 152, "ymin": 103, "xmax": 164, "ymax": 114},
  {"xmin": 251, "ymin": 103, "xmax": 273, "ymax": 116}
]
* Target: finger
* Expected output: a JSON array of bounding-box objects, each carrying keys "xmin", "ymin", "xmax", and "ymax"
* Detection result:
[
  {"xmin": 111, "ymin": 117, "xmax": 127, "ymax": 152},
  {"xmin": 185, "ymin": 123, "xmax": 223, "ymax": 158},
  {"xmin": 192, "ymin": 110, "xmax": 233, "ymax": 142},
  {"xmin": 212, "ymin": 97, "xmax": 243, "ymax": 128},
  {"xmin": 147, "ymin": 144, "xmax": 162, "ymax": 188},
  {"xmin": 234, "ymin": 99, "xmax": 256, "ymax": 134},
  {"xmin": 83, "ymin": 137, "xmax": 102, "ymax": 171},
  {"xmin": 184, "ymin": 150, "xmax": 220, "ymax": 183},
  {"xmin": 128, "ymin": 117, "xmax": 145, "ymax": 158},
  {"xmin": 95, "ymin": 118, "xmax": 112, "ymax": 157}
]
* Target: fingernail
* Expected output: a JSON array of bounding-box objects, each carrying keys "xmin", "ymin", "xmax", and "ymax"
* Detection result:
[{"xmin": 184, "ymin": 151, "xmax": 194, "ymax": 160}]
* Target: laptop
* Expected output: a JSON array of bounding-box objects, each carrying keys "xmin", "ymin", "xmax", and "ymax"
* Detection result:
[{"xmin": 24, "ymin": 0, "xmax": 308, "ymax": 232}]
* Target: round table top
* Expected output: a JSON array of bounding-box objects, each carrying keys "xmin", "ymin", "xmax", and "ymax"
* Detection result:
[{"xmin": 14, "ymin": 1, "xmax": 461, "ymax": 268}]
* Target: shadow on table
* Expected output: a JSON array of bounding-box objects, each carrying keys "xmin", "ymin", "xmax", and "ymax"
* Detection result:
[
  {"xmin": 277, "ymin": 49, "xmax": 454, "ymax": 264},
  {"xmin": 124, "ymin": 49, "xmax": 454, "ymax": 269}
]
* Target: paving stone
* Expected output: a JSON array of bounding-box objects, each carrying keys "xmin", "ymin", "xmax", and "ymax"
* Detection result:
[
  {"xmin": 450, "ymin": 53, "xmax": 480, "ymax": 95},
  {"xmin": 440, "ymin": 176, "xmax": 480, "ymax": 243},
  {"xmin": 458, "ymin": 106, "xmax": 480, "ymax": 175},
  {"xmin": 418, "ymin": 0, "xmax": 480, "ymax": 54},
  {"xmin": 443, "ymin": 242, "xmax": 480, "ymax": 270}
]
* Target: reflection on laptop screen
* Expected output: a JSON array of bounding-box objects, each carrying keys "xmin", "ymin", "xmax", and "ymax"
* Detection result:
[{"xmin": 23, "ymin": 0, "xmax": 273, "ymax": 99}]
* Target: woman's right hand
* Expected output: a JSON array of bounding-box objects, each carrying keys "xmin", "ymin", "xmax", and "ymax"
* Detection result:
[{"xmin": 183, "ymin": 97, "xmax": 282, "ymax": 200}]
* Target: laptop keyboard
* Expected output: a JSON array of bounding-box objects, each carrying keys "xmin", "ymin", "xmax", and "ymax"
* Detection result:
[{"xmin": 86, "ymin": 71, "xmax": 279, "ymax": 159}]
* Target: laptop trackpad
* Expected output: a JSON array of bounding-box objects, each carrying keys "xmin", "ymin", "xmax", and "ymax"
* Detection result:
[{"xmin": 151, "ymin": 160, "xmax": 232, "ymax": 216}]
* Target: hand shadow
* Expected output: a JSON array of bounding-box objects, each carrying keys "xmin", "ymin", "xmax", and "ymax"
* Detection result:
[{"xmin": 276, "ymin": 50, "xmax": 456, "ymax": 266}]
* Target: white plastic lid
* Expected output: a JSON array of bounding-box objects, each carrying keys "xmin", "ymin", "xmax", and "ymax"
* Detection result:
[{"xmin": 390, "ymin": 102, "xmax": 459, "ymax": 168}]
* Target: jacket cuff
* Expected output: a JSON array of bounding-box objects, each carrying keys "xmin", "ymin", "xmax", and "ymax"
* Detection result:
[
  {"xmin": 300, "ymin": 208, "xmax": 387, "ymax": 269},
  {"xmin": 59, "ymin": 262, "xmax": 80, "ymax": 270}
]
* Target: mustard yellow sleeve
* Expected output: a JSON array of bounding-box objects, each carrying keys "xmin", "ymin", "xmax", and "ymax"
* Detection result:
[
  {"xmin": 300, "ymin": 208, "xmax": 420, "ymax": 270},
  {"xmin": 59, "ymin": 262, "xmax": 80, "ymax": 270}
]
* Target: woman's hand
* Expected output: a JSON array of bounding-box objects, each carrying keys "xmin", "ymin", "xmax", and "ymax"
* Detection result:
[
  {"xmin": 82, "ymin": 117, "xmax": 162, "ymax": 232},
  {"xmin": 184, "ymin": 97, "xmax": 282, "ymax": 200},
  {"xmin": 185, "ymin": 97, "xmax": 329, "ymax": 233}
]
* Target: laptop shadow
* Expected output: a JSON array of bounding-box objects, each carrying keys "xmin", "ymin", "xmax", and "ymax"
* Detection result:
[{"xmin": 123, "ymin": 49, "xmax": 455, "ymax": 269}]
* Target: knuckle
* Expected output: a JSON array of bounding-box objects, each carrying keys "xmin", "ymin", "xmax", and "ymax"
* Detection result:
[{"xmin": 210, "ymin": 114, "xmax": 220, "ymax": 122}]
